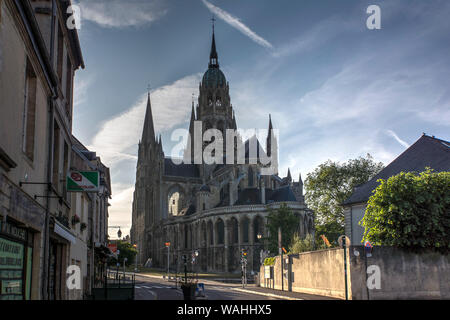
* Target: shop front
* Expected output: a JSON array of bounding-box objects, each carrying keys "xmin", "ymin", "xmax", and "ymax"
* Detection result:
[{"xmin": 0, "ymin": 219, "xmax": 33, "ymax": 300}]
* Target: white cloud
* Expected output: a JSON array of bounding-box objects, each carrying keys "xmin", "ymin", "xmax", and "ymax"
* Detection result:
[
  {"xmin": 201, "ymin": 0, "xmax": 273, "ymax": 49},
  {"xmin": 107, "ymin": 183, "xmax": 134, "ymax": 238},
  {"xmin": 73, "ymin": 74, "xmax": 93, "ymax": 108},
  {"xmin": 88, "ymin": 73, "xmax": 202, "ymax": 167},
  {"xmin": 77, "ymin": 0, "xmax": 168, "ymax": 28},
  {"xmin": 386, "ymin": 130, "xmax": 409, "ymax": 149}
]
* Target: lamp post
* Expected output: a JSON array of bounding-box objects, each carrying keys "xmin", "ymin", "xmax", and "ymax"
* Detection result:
[
  {"xmin": 133, "ymin": 244, "xmax": 138, "ymax": 272},
  {"xmin": 257, "ymin": 233, "xmax": 263, "ymax": 265}
]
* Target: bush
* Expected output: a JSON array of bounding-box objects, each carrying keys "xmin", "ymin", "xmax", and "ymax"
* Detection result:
[
  {"xmin": 360, "ymin": 169, "xmax": 450, "ymax": 253},
  {"xmin": 263, "ymin": 257, "xmax": 276, "ymax": 266},
  {"xmin": 289, "ymin": 233, "xmax": 327, "ymax": 254}
]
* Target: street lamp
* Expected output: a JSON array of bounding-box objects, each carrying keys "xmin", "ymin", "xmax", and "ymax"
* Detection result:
[
  {"xmin": 117, "ymin": 228, "xmax": 122, "ymax": 239},
  {"xmin": 133, "ymin": 244, "xmax": 138, "ymax": 272}
]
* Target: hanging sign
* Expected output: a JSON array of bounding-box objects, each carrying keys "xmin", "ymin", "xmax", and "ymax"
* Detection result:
[{"xmin": 67, "ymin": 171, "xmax": 99, "ymax": 192}]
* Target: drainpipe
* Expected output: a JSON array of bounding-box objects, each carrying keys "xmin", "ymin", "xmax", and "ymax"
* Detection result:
[{"xmin": 41, "ymin": 0, "xmax": 57, "ymax": 300}]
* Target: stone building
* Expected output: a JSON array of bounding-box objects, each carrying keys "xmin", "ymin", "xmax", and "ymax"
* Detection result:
[
  {"xmin": 131, "ymin": 29, "xmax": 314, "ymax": 273},
  {"xmin": 69, "ymin": 136, "xmax": 111, "ymax": 299},
  {"xmin": 0, "ymin": 0, "xmax": 109, "ymax": 300}
]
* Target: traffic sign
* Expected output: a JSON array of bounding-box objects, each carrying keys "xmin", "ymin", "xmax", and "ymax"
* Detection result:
[{"xmin": 165, "ymin": 242, "xmax": 171, "ymax": 247}]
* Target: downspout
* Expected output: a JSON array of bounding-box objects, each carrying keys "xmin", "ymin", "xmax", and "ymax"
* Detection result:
[{"xmin": 42, "ymin": 0, "xmax": 57, "ymax": 300}]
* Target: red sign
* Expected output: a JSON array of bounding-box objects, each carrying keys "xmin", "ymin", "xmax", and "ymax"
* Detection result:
[
  {"xmin": 71, "ymin": 172, "xmax": 82, "ymax": 182},
  {"xmin": 165, "ymin": 242, "xmax": 171, "ymax": 247},
  {"xmin": 108, "ymin": 244, "xmax": 117, "ymax": 253}
]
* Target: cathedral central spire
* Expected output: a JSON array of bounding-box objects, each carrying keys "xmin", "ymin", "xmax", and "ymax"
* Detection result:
[{"xmin": 209, "ymin": 17, "xmax": 219, "ymax": 68}]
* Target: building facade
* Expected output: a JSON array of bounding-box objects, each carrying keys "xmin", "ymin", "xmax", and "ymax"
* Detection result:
[
  {"xmin": 69, "ymin": 137, "xmax": 111, "ymax": 299},
  {"xmin": 131, "ymin": 30, "xmax": 315, "ymax": 273},
  {"xmin": 0, "ymin": 0, "xmax": 110, "ymax": 300}
]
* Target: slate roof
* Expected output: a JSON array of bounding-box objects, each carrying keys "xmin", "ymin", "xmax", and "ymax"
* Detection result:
[
  {"xmin": 234, "ymin": 188, "xmax": 261, "ymax": 205},
  {"xmin": 232, "ymin": 185, "xmax": 298, "ymax": 206},
  {"xmin": 266, "ymin": 185, "xmax": 298, "ymax": 203},
  {"xmin": 164, "ymin": 158, "xmax": 200, "ymax": 178},
  {"xmin": 343, "ymin": 135, "xmax": 450, "ymax": 205}
]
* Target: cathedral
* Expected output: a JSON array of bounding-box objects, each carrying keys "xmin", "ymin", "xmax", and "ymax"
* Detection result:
[{"xmin": 130, "ymin": 28, "xmax": 314, "ymax": 273}]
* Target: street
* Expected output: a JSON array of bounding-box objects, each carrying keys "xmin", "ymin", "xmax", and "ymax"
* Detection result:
[{"xmin": 134, "ymin": 275, "xmax": 280, "ymax": 300}]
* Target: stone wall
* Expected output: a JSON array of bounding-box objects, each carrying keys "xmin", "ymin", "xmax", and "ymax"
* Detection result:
[
  {"xmin": 260, "ymin": 246, "xmax": 450, "ymax": 300},
  {"xmin": 349, "ymin": 246, "xmax": 450, "ymax": 300},
  {"xmin": 260, "ymin": 248, "xmax": 349, "ymax": 299}
]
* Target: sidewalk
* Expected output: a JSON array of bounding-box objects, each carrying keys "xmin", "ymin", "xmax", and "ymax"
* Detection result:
[
  {"xmin": 232, "ymin": 285, "xmax": 341, "ymax": 300},
  {"xmin": 133, "ymin": 272, "xmax": 340, "ymax": 300}
]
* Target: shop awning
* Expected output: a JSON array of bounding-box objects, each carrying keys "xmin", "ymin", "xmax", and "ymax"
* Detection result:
[{"xmin": 54, "ymin": 220, "xmax": 76, "ymax": 244}]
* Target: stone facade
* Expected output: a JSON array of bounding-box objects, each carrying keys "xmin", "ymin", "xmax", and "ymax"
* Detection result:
[
  {"xmin": 131, "ymin": 30, "xmax": 314, "ymax": 273},
  {"xmin": 0, "ymin": 0, "xmax": 109, "ymax": 300}
]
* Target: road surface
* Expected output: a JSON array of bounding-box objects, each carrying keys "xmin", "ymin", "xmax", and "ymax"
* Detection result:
[{"xmin": 134, "ymin": 274, "xmax": 280, "ymax": 300}]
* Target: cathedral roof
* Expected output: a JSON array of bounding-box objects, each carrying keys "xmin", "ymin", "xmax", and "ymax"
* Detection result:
[
  {"xmin": 164, "ymin": 158, "xmax": 200, "ymax": 178},
  {"xmin": 231, "ymin": 185, "xmax": 298, "ymax": 206},
  {"xmin": 202, "ymin": 68, "xmax": 226, "ymax": 88},
  {"xmin": 266, "ymin": 185, "xmax": 298, "ymax": 203}
]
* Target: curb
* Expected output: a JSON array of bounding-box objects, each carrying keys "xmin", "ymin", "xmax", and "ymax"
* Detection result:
[{"xmin": 231, "ymin": 288, "xmax": 303, "ymax": 300}]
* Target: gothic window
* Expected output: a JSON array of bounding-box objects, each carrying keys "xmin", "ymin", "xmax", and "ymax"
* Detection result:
[
  {"xmin": 242, "ymin": 217, "xmax": 249, "ymax": 243},
  {"xmin": 168, "ymin": 185, "xmax": 185, "ymax": 216},
  {"xmin": 216, "ymin": 97, "xmax": 222, "ymax": 106},
  {"xmin": 208, "ymin": 96, "xmax": 213, "ymax": 106},
  {"xmin": 216, "ymin": 219, "xmax": 224, "ymax": 245},
  {"xmin": 253, "ymin": 216, "xmax": 263, "ymax": 243},
  {"xmin": 201, "ymin": 221, "xmax": 207, "ymax": 247},
  {"xmin": 184, "ymin": 225, "xmax": 188, "ymax": 249},
  {"xmin": 248, "ymin": 166, "xmax": 254, "ymax": 187},
  {"xmin": 169, "ymin": 192, "xmax": 180, "ymax": 215},
  {"xmin": 208, "ymin": 221, "xmax": 214, "ymax": 246},
  {"xmin": 231, "ymin": 218, "xmax": 238, "ymax": 244}
]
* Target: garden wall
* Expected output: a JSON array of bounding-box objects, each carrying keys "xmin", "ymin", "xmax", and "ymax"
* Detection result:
[{"xmin": 259, "ymin": 246, "xmax": 450, "ymax": 299}]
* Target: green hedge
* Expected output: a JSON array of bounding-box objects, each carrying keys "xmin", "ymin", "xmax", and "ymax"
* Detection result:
[{"xmin": 360, "ymin": 169, "xmax": 450, "ymax": 253}]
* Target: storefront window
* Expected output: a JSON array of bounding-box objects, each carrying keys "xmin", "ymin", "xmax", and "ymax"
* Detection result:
[{"xmin": 0, "ymin": 220, "xmax": 33, "ymax": 300}]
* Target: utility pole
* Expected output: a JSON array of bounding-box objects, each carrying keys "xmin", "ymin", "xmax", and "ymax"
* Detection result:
[
  {"xmin": 278, "ymin": 227, "xmax": 283, "ymax": 291},
  {"xmin": 241, "ymin": 248, "xmax": 248, "ymax": 288}
]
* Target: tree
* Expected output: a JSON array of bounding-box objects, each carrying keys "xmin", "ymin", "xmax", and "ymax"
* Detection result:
[
  {"xmin": 109, "ymin": 241, "xmax": 137, "ymax": 266},
  {"xmin": 305, "ymin": 154, "xmax": 384, "ymax": 243},
  {"xmin": 265, "ymin": 203, "xmax": 299, "ymax": 254},
  {"xmin": 361, "ymin": 169, "xmax": 450, "ymax": 253}
]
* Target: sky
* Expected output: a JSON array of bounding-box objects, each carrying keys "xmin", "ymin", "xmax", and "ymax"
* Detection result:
[{"xmin": 71, "ymin": 0, "xmax": 450, "ymax": 239}]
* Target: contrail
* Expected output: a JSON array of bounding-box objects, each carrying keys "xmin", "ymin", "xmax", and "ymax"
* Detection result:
[{"xmin": 201, "ymin": 0, "xmax": 273, "ymax": 49}]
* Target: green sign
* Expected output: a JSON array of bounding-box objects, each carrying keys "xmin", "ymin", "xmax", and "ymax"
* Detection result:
[
  {"xmin": 1, "ymin": 280, "xmax": 22, "ymax": 295},
  {"xmin": 0, "ymin": 238, "xmax": 24, "ymax": 270},
  {"xmin": 67, "ymin": 171, "xmax": 99, "ymax": 192}
]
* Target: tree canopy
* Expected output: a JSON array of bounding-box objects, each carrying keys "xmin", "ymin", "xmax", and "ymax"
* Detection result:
[
  {"xmin": 265, "ymin": 203, "xmax": 299, "ymax": 254},
  {"xmin": 305, "ymin": 154, "xmax": 384, "ymax": 243},
  {"xmin": 361, "ymin": 169, "xmax": 450, "ymax": 253},
  {"xmin": 108, "ymin": 241, "xmax": 138, "ymax": 266}
]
